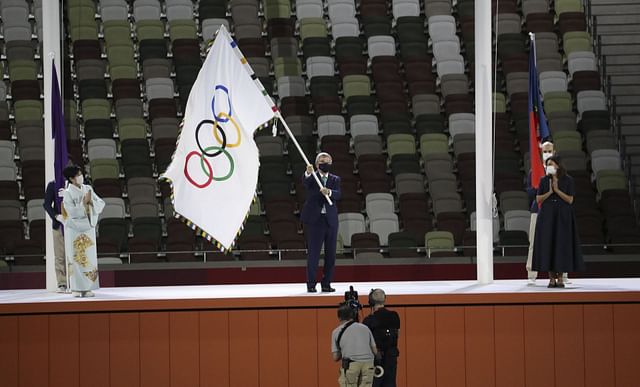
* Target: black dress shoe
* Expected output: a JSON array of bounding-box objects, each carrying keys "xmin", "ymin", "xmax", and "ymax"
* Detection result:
[
  {"xmin": 321, "ymin": 286, "xmax": 336, "ymax": 293},
  {"xmin": 307, "ymin": 287, "xmax": 317, "ymax": 293}
]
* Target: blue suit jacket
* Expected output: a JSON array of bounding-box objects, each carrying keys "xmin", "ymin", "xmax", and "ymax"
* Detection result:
[{"xmin": 300, "ymin": 172, "xmax": 341, "ymax": 227}]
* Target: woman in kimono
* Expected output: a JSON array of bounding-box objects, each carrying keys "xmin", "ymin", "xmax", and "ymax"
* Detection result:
[
  {"xmin": 61, "ymin": 165, "xmax": 105, "ymax": 297},
  {"xmin": 532, "ymin": 156, "xmax": 584, "ymax": 288}
]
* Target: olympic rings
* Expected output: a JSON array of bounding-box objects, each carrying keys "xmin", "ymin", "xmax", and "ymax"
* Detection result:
[
  {"xmin": 199, "ymin": 146, "xmax": 235, "ymax": 181},
  {"xmin": 212, "ymin": 112, "xmax": 241, "ymax": 148},
  {"xmin": 184, "ymin": 151, "xmax": 213, "ymax": 188},
  {"xmin": 195, "ymin": 119, "xmax": 227, "ymax": 157},
  {"xmin": 211, "ymin": 85, "xmax": 231, "ymax": 123},
  {"xmin": 184, "ymin": 84, "xmax": 244, "ymax": 189}
]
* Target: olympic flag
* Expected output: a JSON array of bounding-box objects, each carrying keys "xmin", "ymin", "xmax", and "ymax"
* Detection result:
[{"xmin": 161, "ymin": 25, "xmax": 276, "ymax": 251}]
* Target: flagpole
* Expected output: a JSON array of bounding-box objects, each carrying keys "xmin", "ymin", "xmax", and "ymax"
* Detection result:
[
  {"xmin": 274, "ymin": 111, "xmax": 333, "ymax": 205},
  {"xmin": 474, "ymin": 0, "xmax": 494, "ymax": 284},
  {"xmin": 43, "ymin": 0, "xmax": 62, "ymax": 292}
]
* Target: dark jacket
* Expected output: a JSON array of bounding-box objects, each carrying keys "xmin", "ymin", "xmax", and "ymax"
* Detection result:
[
  {"xmin": 363, "ymin": 307, "xmax": 401, "ymax": 356},
  {"xmin": 300, "ymin": 171, "xmax": 341, "ymax": 227},
  {"xmin": 43, "ymin": 181, "xmax": 62, "ymax": 230}
]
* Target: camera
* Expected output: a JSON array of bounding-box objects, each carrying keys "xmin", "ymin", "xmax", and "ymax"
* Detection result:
[{"xmin": 341, "ymin": 285, "xmax": 363, "ymax": 321}]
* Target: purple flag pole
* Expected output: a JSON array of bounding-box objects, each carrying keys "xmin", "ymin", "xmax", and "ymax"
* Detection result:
[{"xmin": 52, "ymin": 60, "xmax": 68, "ymax": 212}]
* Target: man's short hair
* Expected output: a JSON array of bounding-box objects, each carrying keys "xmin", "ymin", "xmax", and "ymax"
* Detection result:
[
  {"xmin": 369, "ymin": 289, "xmax": 386, "ymax": 306},
  {"xmin": 541, "ymin": 141, "xmax": 554, "ymax": 149},
  {"xmin": 338, "ymin": 303, "xmax": 356, "ymax": 321},
  {"xmin": 315, "ymin": 152, "xmax": 332, "ymax": 164}
]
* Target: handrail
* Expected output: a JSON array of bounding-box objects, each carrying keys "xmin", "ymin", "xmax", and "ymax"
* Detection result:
[{"xmin": 4, "ymin": 243, "xmax": 640, "ymax": 263}]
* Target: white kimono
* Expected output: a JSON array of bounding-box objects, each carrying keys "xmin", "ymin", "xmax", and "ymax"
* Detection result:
[{"xmin": 62, "ymin": 184, "xmax": 105, "ymax": 292}]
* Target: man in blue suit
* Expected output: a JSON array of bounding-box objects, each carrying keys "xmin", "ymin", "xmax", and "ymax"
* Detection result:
[{"xmin": 301, "ymin": 152, "xmax": 341, "ymax": 293}]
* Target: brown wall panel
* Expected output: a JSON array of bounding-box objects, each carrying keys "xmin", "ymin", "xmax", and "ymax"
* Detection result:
[
  {"xmin": 494, "ymin": 306, "xmax": 525, "ymax": 387},
  {"xmin": 110, "ymin": 313, "xmax": 140, "ymax": 387},
  {"xmin": 6, "ymin": 298, "xmax": 640, "ymax": 387},
  {"xmin": 583, "ymin": 304, "xmax": 615, "ymax": 387},
  {"xmin": 169, "ymin": 311, "xmax": 200, "ymax": 387},
  {"xmin": 404, "ymin": 306, "xmax": 436, "ymax": 387},
  {"xmin": 464, "ymin": 306, "xmax": 496, "ymax": 387},
  {"xmin": 316, "ymin": 307, "xmax": 339, "ymax": 387},
  {"xmin": 140, "ymin": 312, "xmax": 170, "ymax": 387},
  {"xmin": 79, "ymin": 314, "xmax": 110, "ymax": 387},
  {"xmin": 258, "ymin": 310, "xmax": 289, "ymax": 387},
  {"xmin": 199, "ymin": 311, "xmax": 230, "ymax": 387},
  {"xmin": 613, "ymin": 304, "xmax": 640, "ymax": 386},
  {"xmin": 288, "ymin": 309, "xmax": 319, "ymax": 387},
  {"xmin": 49, "ymin": 314, "xmax": 80, "ymax": 387},
  {"xmin": 19, "ymin": 315, "xmax": 48, "ymax": 387},
  {"xmin": 0, "ymin": 316, "xmax": 18, "ymax": 387},
  {"xmin": 228, "ymin": 310, "xmax": 259, "ymax": 387},
  {"xmin": 553, "ymin": 305, "xmax": 585, "ymax": 387},
  {"xmin": 523, "ymin": 305, "xmax": 555, "ymax": 387},
  {"xmin": 435, "ymin": 306, "xmax": 466, "ymax": 387}
]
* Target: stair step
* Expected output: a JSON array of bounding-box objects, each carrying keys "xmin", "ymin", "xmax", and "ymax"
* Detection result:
[
  {"xmin": 603, "ymin": 63, "xmax": 640, "ymax": 74},
  {"xmin": 591, "ymin": 3, "xmax": 640, "ymax": 14},
  {"xmin": 596, "ymin": 24, "xmax": 640, "ymax": 34},
  {"xmin": 619, "ymin": 115, "xmax": 640, "ymax": 125},
  {"xmin": 610, "ymin": 85, "xmax": 640, "ymax": 95},
  {"xmin": 628, "ymin": 155, "xmax": 640, "ymax": 166},
  {"xmin": 601, "ymin": 45, "xmax": 640, "ymax": 55},
  {"xmin": 609, "ymin": 74, "xmax": 640, "ymax": 84},
  {"xmin": 595, "ymin": 14, "xmax": 640, "ymax": 25},
  {"xmin": 615, "ymin": 106, "xmax": 640, "ymax": 114},
  {"xmin": 600, "ymin": 34, "xmax": 640, "ymax": 45},
  {"xmin": 604, "ymin": 55, "xmax": 640, "ymax": 65},
  {"xmin": 629, "ymin": 166, "xmax": 640, "ymax": 175},
  {"xmin": 612, "ymin": 95, "xmax": 640, "ymax": 105}
]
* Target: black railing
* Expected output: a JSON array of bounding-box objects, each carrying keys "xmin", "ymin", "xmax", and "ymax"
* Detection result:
[{"xmin": 4, "ymin": 243, "xmax": 640, "ymax": 267}]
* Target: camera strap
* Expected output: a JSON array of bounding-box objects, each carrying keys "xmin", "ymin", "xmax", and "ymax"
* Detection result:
[{"xmin": 335, "ymin": 320, "xmax": 356, "ymax": 354}]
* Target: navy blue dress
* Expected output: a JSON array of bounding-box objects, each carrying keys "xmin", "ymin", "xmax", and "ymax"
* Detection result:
[{"xmin": 532, "ymin": 175, "xmax": 585, "ymax": 272}]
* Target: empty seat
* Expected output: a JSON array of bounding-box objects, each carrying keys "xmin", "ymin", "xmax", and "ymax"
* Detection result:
[
  {"xmin": 428, "ymin": 15, "xmax": 456, "ymax": 41},
  {"xmin": 591, "ymin": 149, "xmax": 621, "ymax": 175},
  {"xmin": 539, "ymin": 71, "xmax": 568, "ymax": 94},
  {"xmin": 576, "ymin": 90, "xmax": 606, "ymax": 117},
  {"xmin": 367, "ymin": 36, "xmax": 396, "ymax": 58},
  {"xmin": 425, "ymin": 230, "xmax": 455, "ymax": 257},
  {"xmin": 369, "ymin": 213, "xmax": 400, "ymax": 246},
  {"xmin": 568, "ymin": 51, "xmax": 597, "ymax": 76},
  {"xmin": 504, "ymin": 210, "xmax": 532, "ymax": 236},
  {"xmin": 338, "ymin": 212, "xmax": 366, "ymax": 246}
]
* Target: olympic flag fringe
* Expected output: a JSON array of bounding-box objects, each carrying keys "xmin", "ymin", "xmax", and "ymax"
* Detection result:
[{"xmin": 160, "ymin": 25, "xmax": 276, "ymax": 252}]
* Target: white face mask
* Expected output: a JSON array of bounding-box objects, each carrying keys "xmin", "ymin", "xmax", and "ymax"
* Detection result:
[
  {"xmin": 546, "ymin": 165, "xmax": 557, "ymax": 175},
  {"xmin": 542, "ymin": 151, "xmax": 553, "ymax": 161},
  {"xmin": 75, "ymin": 175, "xmax": 84, "ymax": 185}
]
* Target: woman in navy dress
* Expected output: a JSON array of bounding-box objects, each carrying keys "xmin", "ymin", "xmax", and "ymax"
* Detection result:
[{"xmin": 532, "ymin": 156, "xmax": 584, "ymax": 287}]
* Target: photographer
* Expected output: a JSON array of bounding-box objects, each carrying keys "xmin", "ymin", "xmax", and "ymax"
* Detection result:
[
  {"xmin": 331, "ymin": 302, "xmax": 378, "ymax": 387},
  {"xmin": 363, "ymin": 289, "xmax": 400, "ymax": 387}
]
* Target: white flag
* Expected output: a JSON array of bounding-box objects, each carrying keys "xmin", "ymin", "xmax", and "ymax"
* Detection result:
[{"xmin": 161, "ymin": 25, "xmax": 275, "ymax": 250}]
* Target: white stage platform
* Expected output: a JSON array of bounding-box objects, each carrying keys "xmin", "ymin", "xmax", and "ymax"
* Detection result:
[{"xmin": 2, "ymin": 278, "xmax": 640, "ymax": 306}]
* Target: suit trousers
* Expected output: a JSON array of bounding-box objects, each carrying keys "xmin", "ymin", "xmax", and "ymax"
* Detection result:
[
  {"xmin": 53, "ymin": 227, "xmax": 67, "ymax": 287},
  {"xmin": 304, "ymin": 215, "xmax": 337, "ymax": 287}
]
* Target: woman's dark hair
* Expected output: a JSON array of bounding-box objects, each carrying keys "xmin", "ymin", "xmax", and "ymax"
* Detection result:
[
  {"xmin": 63, "ymin": 165, "xmax": 82, "ymax": 182},
  {"xmin": 545, "ymin": 156, "xmax": 566, "ymax": 177}
]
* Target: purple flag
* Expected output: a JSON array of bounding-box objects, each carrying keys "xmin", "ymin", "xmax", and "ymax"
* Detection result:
[{"xmin": 52, "ymin": 60, "xmax": 68, "ymax": 211}]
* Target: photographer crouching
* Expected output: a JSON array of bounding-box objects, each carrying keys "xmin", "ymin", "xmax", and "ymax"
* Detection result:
[
  {"xmin": 331, "ymin": 298, "xmax": 378, "ymax": 387},
  {"xmin": 362, "ymin": 289, "xmax": 400, "ymax": 387}
]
